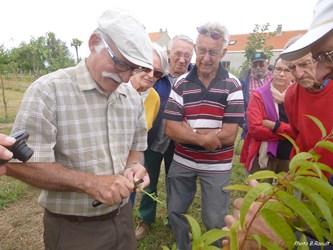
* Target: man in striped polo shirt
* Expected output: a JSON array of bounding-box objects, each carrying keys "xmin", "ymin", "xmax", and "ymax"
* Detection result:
[{"xmin": 164, "ymin": 22, "xmax": 244, "ymax": 250}]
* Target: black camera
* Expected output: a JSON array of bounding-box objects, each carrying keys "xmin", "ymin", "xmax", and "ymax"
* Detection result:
[{"xmin": 0, "ymin": 131, "xmax": 34, "ymax": 167}]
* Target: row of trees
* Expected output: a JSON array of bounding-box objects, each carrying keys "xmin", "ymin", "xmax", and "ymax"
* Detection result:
[
  {"xmin": 0, "ymin": 32, "xmax": 83, "ymax": 78},
  {"xmin": 0, "ymin": 24, "xmax": 275, "ymax": 80}
]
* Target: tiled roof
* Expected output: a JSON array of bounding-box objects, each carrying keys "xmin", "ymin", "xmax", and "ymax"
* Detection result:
[
  {"xmin": 227, "ymin": 30, "xmax": 307, "ymax": 52},
  {"xmin": 149, "ymin": 32, "xmax": 161, "ymax": 42}
]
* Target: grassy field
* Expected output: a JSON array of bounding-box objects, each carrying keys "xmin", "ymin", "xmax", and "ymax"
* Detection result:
[{"xmin": 0, "ymin": 78, "xmax": 246, "ymax": 249}]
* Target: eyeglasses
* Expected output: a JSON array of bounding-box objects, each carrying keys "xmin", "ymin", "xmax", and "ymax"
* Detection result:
[
  {"xmin": 274, "ymin": 67, "xmax": 292, "ymax": 74},
  {"xmin": 101, "ymin": 37, "xmax": 151, "ymax": 73},
  {"xmin": 251, "ymin": 61, "xmax": 265, "ymax": 68},
  {"xmin": 132, "ymin": 68, "xmax": 164, "ymax": 79},
  {"xmin": 196, "ymin": 46, "xmax": 220, "ymax": 57},
  {"xmin": 174, "ymin": 52, "xmax": 192, "ymax": 60},
  {"xmin": 313, "ymin": 49, "xmax": 333, "ymax": 63},
  {"xmin": 153, "ymin": 69, "xmax": 164, "ymax": 79},
  {"xmin": 197, "ymin": 26, "xmax": 222, "ymax": 40},
  {"xmin": 287, "ymin": 60, "xmax": 316, "ymax": 72}
]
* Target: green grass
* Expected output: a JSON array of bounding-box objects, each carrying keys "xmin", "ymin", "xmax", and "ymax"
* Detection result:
[{"xmin": 0, "ymin": 176, "xmax": 30, "ymax": 210}]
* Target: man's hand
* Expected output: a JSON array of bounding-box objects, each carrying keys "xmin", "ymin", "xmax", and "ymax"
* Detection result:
[
  {"xmin": 0, "ymin": 133, "xmax": 15, "ymax": 161},
  {"xmin": 222, "ymin": 179, "xmax": 286, "ymax": 249},
  {"xmin": 123, "ymin": 163, "xmax": 150, "ymax": 192},
  {"xmin": 262, "ymin": 119, "xmax": 275, "ymax": 130},
  {"xmin": 0, "ymin": 133, "xmax": 16, "ymax": 176},
  {"xmin": 89, "ymin": 174, "xmax": 135, "ymax": 206},
  {"xmin": 194, "ymin": 128, "xmax": 222, "ymax": 151}
]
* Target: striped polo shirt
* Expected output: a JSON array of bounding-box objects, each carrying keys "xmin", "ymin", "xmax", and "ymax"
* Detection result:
[{"xmin": 164, "ymin": 63, "xmax": 244, "ymax": 173}]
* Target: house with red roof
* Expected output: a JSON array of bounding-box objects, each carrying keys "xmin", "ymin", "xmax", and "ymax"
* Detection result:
[
  {"xmin": 224, "ymin": 25, "xmax": 307, "ymax": 72},
  {"xmin": 149, "ymin": 29, "xmax": 171, "ymax": 50}
]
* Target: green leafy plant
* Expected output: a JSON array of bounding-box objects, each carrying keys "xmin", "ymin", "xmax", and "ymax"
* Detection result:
[
  {"xmin": 224, "ymin": 115, "xmax": 333, "ymax": 250},
  {"xmin": 163, "ymin": 115, "xmax": 333, "ymax": 250},
  {"xmin": 136, "ymin": 181, "xmax": 164, "ymax": 206},
  {"xmin": 162, "ymin": 214, "xmax": 230, "ymax": 250}
]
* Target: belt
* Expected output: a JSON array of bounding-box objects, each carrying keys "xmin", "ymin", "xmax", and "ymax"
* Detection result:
[{"xmin": 45, "ymin": 204, "xmax": 126, "ymax": 222}]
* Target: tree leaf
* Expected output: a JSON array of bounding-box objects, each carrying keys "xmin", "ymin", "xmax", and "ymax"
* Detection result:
[
  {"xmin": 279, "ymin": 133, "xmax": 299, "ymax": 154},
  {"xmin": 260, "ymin": 208, "xmax": 297, "ymax": 249},
  {"xmin": 294, "ymin": 176, "xmax": 333, "ymax": 204},
  {"xmin": 305, "ymin": 115, "xmax": 326, "ymax": 138},
  {"xmin": 247, "ymin": 170, "xmax": 279, "ymax": 181},
  {"xmin": 289, "ymin": 153, "xmax": 314, "ymax": 174},
  {"xmin": 251, "ymin": 234, "xmax": 285, "ymax": 250},
  {"xmin": 200, "ymin": 229, "xmax": 229, "ymax": 246},
  {"xmin": 316, "ymin": 140, "xmax": 333, "ymax": 153},
  {"xmin": 183, "ymin": 214, "xmax": 201, "ymax": 241},
  {"xmin": 203, "ymin": 246, "xmax": 221, "ymax": 250},
  {"xmin": 240, "ymin": 183, "xmax": 272, "ymax": 226},
  {"xmin": 296, "ymin": 234, "xmax": 310, "ymax": 250},
  {"xmin": 224, "ymin": 184, "xmax": 251, "ymax": 192},
  {"xmin": 291, "ymin": 177, "xmax": 333, "ymax": 241},
  {"xmin": 274, "ymin": 190, "xmax": 324, "ymax": 243},
  {"xmin": 229, "ymin": 220, "xmax": 240, "ymax": 250},
  {"xmin": 291, "ymin": 159, "xmax": 324, "ymax": 178},
  {"xmin": 293, "ymin": 169, "xmax": 321, "ymax": 178},
  {"xmin": 262, "ymin": 200, "xmax": 294, "ymax": 218}
]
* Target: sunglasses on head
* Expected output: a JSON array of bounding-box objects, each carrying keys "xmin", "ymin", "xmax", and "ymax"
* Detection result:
[{"xmin": 197, "ymin": 26, "xmax": 222, "ymax": 40}]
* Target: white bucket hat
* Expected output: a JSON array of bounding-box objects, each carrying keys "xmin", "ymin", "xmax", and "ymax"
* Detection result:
[
  {"xmin": 280, "ymin": 0, "xmax": 333, "ymax": 61},
  {"xmin": 97, "ymin": 8, "xmax": 153, "ymax": 70}
]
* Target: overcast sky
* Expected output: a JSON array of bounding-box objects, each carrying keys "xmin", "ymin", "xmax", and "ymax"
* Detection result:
[{"xmin": 1, "ymin": 0, "xmax": 318, "ymax": 58}]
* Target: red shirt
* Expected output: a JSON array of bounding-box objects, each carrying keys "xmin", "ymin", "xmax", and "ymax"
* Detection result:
[{"xmin": 285, "ymin": 80, "xmax": 333, "ymax": 179}]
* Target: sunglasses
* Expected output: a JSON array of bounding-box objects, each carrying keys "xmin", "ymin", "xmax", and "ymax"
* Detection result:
[
  {"xmin": 153, "ymin": 70, "xmax": 164, "ymax": 79},
  {"xmin": 132, "ymin": 68, "xmax": 164, "ymax": 79},
  {"xmin": 197, "ymin": 26, "xmax": 222, "ymax": 40},
  {"xmin": 101, "ymin": 37, "xmax": 151, "ymax": 73}
]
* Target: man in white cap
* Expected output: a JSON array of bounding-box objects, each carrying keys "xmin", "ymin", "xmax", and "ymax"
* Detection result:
[
  {"xmin": 1, "ymin": 8, "xmax": 152, "ymax": 250},
  {"xmin": 222, "ymin": 0, "xmax": 333, "ymax": 249},
  {"xmin": 281, "ymin": 0, "xmax": 333, "ymax": 81},
  {"xmin": 281, "ymin": 0, "xmax": 333, "ymax": 180}
]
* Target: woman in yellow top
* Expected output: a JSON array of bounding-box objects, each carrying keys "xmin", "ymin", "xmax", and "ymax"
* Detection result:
[
  {"xmin": 129, "ymin": 43, "xmax": 168, "ymax": 130},
  {"xmin": 129, "ymin": 43, "xmax": 169, "ymax": 206}
]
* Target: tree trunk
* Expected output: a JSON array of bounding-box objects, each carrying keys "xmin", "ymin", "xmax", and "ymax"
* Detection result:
[{"xmin": 0, "ymin": 73, "xmax": 8, "ymax": 121}]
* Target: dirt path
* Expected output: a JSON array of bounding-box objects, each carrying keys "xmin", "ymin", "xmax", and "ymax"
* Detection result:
[{"xmin": 0, "ymin": 187, "xmax": 44, "ymax": 250}]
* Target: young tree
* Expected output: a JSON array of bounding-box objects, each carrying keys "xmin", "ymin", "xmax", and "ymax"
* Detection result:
[
  {"xmin": 0, "ymin": 45, "xmax": 11, "ymax": 121},
  {"xmin": 71, "ymin": 38, "xmax": 83, "ymax": 64},
  {"xmin": 240, "ymin": 23, "xmax": 275, "ymax": 75},
  {"xmin": 10, "ymin": 32, "xmax": 75, "ymax": 77}
]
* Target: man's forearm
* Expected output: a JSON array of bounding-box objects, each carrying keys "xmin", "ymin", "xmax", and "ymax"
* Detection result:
[
  {"xmin": 5, "ymin": 162, "xmax": 94, "ymax": 192},
  {"xmin": 126, "ymin": 150, "xmax": 145, "ymax": 168},
  {"xmin": 216, "ymin": 123, "xmax": 239, "ymax": 145}
]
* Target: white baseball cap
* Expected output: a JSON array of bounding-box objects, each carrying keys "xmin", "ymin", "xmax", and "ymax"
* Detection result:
[
  {"xmin": 280, "ymin": 0, "xmax": 333, "ymax": 61},
  {"xmin": 97, "ymin": 8, "xmax": 153, "ymax": 70}
]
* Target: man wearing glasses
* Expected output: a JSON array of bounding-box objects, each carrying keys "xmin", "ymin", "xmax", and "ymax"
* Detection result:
[
  {"xmin": 222, "ymin": 0, "xmax": 333, "ymax": 249},
  {"xmin": 2, "ymin": 8, "xmax": 152, "ymax": 250},
  {"xmin": 135, "ymin": 35, "xmax": 194, "ymax": 240},
  {"xmin": 128, "ymin": 42, "xmax": 168, "ymax": 208},
  {"xmin": 281, "ymin": 0, "xmax": 333, "ymax": 180},
  {"xmin": 240, "ymin": 52, "xmax": 273, "ymax": 139},
  {"xmin": 164, "ymin": 22, "xmax": 244, "ymax": 250}
]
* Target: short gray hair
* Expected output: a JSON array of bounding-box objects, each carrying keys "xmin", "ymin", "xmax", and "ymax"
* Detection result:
[
  {"xmin": 152, "ymin": 43, "xmax": 169, "ymax": 76},
  {"xmin": 168, "ymin": 34, "xmax": 194, "ymax": 51},
  {"xmin": 196, "ymin": 22, "xmax": 230, "ymax": 49}
]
